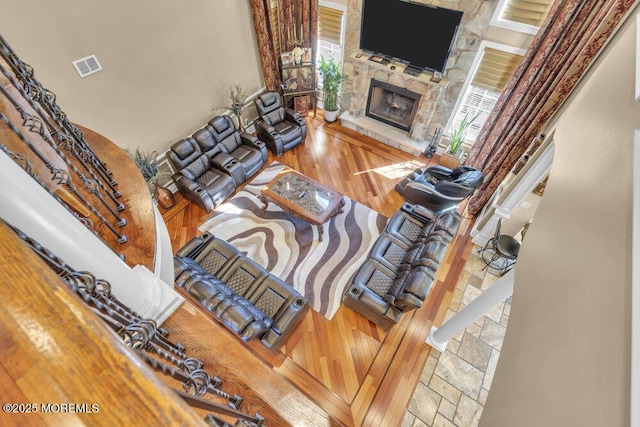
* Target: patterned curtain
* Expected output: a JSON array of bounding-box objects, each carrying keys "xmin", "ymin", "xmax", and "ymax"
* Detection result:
[
  {"xmin": 465, "ymin": 0, "xmax": 636, "ymax": 215},
  {"xmin": 249, "ymin": 0, "xmax": 318, "ymax": 92},
  {"xmin": 248, "ymin": 0, "xmax": 281, "ymax": 91},
  {"xmin": 278, "ymin": 0, "xmax": 318, "ymax": 54}
]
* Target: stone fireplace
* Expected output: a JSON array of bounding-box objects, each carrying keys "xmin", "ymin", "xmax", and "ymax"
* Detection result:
[
  {"xmin": 340, "ymin": 53, "xmax": 447, "ymax": 156},
  {"xmin": 366, "ymin": 79, "xmax": 421, "ymax": 132}
]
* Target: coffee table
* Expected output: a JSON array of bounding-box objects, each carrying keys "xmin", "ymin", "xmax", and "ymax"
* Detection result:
[{"xmin": 258, "ymin": 170, "xmax": 345, "ymax": 242}]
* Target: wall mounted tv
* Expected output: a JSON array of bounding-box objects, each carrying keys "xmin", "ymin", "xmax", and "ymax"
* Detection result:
[{"xmin": 359, "ymin": 0, "xmax": 463, "ymax": 74}]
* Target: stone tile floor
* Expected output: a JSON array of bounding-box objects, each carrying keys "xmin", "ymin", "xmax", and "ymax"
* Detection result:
[{"xmin": 403, "ymin": 246, "xmax": 511, "ymax": 427}]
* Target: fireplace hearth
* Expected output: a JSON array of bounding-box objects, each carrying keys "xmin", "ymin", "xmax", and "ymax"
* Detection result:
[
  {"xmin": 341, "ymin": 54, "xmax": 446, "ymax": 155},
  {"xmin": 366, "ymin": 79, "xmax": 421, "ymax": 132}
]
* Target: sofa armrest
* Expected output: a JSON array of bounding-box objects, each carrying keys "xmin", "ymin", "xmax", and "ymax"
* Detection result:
[
  {"xmin": 270, "ymin": 296, "xmax": 307, "ymax": 334},
  {"xmin": 240, "ymin": 131, "xmax": 259, "ymax": 145},
  {"xmin": 240, "ymin": 132, "xmax": 268, "ymax": 162},
  {"xmin": 255, "ymin": 120, "xmax": 276, "ymax": 135},
  {"xmin": 173, "ymin": 173, "xmax": 201, "ymax": 193},
  {"xmin": 341, "ymin": 282, "xmax": 402, "ymax": 331},
  {"xmin": 344, "ymin": 282, "xmax": 390, "ymax": 315},
  {"xmin": 261, "ymin": 295, "xmax": 308, "ymax": 350},
  {"xmin": 249, "ymin": 275, "xmax": 308, "ymax": 350},
  {"xmin": 255, "ymin": 121, "xmax": 285, "ymax": 156},
  {"xmin": 175, "ymin": 238, "xmax": 203, "ymax": 258},
  {"xmin": 285, "ymin": 109, "xmax": 307, "ymax": 141},
  {"xmin": 173, "ymin": 173, "xmax": 214, "ymax": 212},
  {"xmin": 285, "ymin": 108, "xmax": 302, "ymax": 122}
]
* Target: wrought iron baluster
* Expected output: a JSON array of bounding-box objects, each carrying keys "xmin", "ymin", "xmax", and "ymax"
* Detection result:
[
  {"xmin": 10, "ymin": 226, "xmax": 260, "ymax": 424},
  {"xmin": 0, "ymin": 35, "xmax": 117, "ymax": 190},
  {"xmin": 0, "ymin": 64, "xmax": 125, "ymax": 207},
  {"xmin": 1, "ymin": 145, "xmax": 96, "ymax": 231},
  {"xmin": 0, "ymin": 83, "xmax": 127, "ymax": 228},
  {"xmin": 0, "ymin": 110, "xmax": 127, "ymax": 243},
  {"xmin": 176, "ymin": 390, "xmax": 263, "ymax": 426}
]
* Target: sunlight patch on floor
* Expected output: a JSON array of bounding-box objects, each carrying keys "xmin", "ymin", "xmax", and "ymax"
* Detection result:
[
  {"xmin": 353, "ymin": 160, "xmax": 425, "ymax": 180},
  {"xmin": 217, "ymin": 203, "xmax": 244, "ymax": 215}
]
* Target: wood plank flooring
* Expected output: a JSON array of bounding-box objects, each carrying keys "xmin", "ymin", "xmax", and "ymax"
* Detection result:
[{"xmin": 163, "ymin": 113, "xmax": 475, "ymax": 426}]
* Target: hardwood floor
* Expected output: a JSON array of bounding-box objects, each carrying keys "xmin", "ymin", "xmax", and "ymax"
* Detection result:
[{"xmin": 163, "ymin": 114, "xmax": 475, "ymax": 426}]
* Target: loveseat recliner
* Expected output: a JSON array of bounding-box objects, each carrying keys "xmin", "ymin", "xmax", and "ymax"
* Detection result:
[
  {"xmin": 395, "ymin": 165, "xmax": 484, "ymax": 213},
  {"xmin": 194, "ymin": 115, "xmax": 268, "ymax": 185},
  {"xmin": 174, "ymin": 233, "xmax": 309, "ymax": 350},
  {"xmin": 342, "ymin": 203, "xmax": 461, "ymax": 330},
  {"xmin": 167, "ymin": 115, "xmax": 268, "ymax": 212},
  {"xmin": 167, "ymin": 137, "xmax": 236, "ymax": 212},
  {"xmin": 254, "ymin": 91, "xmax": 307, "ymax": 156}
]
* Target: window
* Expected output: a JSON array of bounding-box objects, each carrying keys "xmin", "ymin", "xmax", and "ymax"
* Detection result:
[
  {"xmin": 456, "ymin": 86, "xmax": 501, "ymax": 141},
  {"xmin": 491, "ymin": 0, "xmax": 554, "ymax": 34},
  {"xmin": 269, "ymin": 0, "xmax": 280, "ymax": 58},
  {"xmin": 317, "ymin": 2, "xmax": 346, "ymax": 64},
  {"xmin": 448, "ymin": 42, "xmax": 525, "ymax": 148}
]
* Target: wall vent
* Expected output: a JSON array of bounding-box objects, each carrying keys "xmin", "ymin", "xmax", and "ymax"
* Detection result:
[{"xmin": 72, "ymin": 54, "xmax": 102, "ymax": 77}]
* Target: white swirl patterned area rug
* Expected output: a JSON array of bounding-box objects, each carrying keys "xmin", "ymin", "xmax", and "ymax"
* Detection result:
[{"xmin": 198, "ymin": 162, "xmax": 388, "ymax": 320}]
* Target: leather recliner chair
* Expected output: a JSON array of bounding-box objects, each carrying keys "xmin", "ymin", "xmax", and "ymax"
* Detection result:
[
  {"xmin": 254, "ymin": 91, "xmax": 307, "ymax": 156},
  {"xmin": 166, "ymin": 138, "xmax": 236, "ymax": 212},
  {"xmin": 395, "ymin": 165, "xmax": 484, "ymax": 213}
]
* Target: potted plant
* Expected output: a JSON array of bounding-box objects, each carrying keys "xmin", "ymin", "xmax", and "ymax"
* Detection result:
[
  {"xmin": 226, "ymin": 84, "xmax": 248, "ymax": 131},
  {"xmin": 318, "ymin": 55, "xmax": 348, "ymax": 122},
  {"xmin": 440, "ymin": 111, "xmax": 480, "ymax": 169},
  {"xmin": 127, "ymin": 148, "xmax": 175, "ymax": 209}
]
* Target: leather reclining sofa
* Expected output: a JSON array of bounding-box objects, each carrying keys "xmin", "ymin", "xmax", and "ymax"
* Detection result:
[
  {"xmin": 167, "ymin": 115, "xmax": 268, "ymax": 212},
  {"xmin": 174, "ymin": 232, "xmax": 309, "ymax": 351},
  {"xmin": 342, "ymin": 203, "xmax": 461, "ymax": 330}
]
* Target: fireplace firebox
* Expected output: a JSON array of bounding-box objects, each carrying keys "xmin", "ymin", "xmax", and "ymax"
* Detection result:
[{"xmin": 366, "ymin": 79, "xmax": 421, "ymax": 132}]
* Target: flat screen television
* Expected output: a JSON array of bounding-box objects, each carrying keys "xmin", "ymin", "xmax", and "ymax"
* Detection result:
[{"xmin": 359, "ymin": 0, "xmax": 463, "ymax": 74}]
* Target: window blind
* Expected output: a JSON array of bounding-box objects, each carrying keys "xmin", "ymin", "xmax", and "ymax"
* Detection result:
[
  {"xmin": 319, "ymin": 5, "xmax": 343, "ymax": 45},
  {"xmin": 270, "ymin": 0, "xmax": 281, "ymax": 57},
  {"xmin": 472, "ymin": 48, "xmax": 523, "ymax": 92},
  {"xmin": 458, "ymin": 86, "xmax": 501, "ymax": 140},
  {"xmin": 499, "ymin": 0, "xmax": 554, "ymax": 27}
]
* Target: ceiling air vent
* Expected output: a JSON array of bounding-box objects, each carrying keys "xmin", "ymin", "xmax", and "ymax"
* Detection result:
[{"xmin": 72, "ymin": 54, "xmax": 102, "ymax": 78}]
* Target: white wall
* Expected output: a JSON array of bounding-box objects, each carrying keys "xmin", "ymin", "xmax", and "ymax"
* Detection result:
[
  {"xmin": 480, "ymin": 6, "xmax": 639, "ymax": 426},
  {"xmin": 0, "ymin": 0, "xmax": 263, "ymax": 154}
]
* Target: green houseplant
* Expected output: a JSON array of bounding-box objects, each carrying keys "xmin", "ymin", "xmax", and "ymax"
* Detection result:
[
  {"xmin": 226, "ymin": 84, "xmax": 248, "ymax": 131},
  {"xmin": 128, "ymin": 148, "xmax": 160, "ymax": 184},
  {"xmin": 318, "ymin": 55, "xmax": 348, "ymax": 122},
  {"xmin": 441, "ymin": 111, "xmax": 480, "ymax": 168},
  {"xmin": 127, "ymin": 148, "xmax": 175, "ymax": 208}
]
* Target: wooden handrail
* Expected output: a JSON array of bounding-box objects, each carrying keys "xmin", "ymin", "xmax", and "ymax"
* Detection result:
[
  {"xmin": 0, "ymin": 220, "xmax": 206, "ymax": 426},
  {"xmin": 78, "ymin": 125, "xmax": 157, "ymax": 270}
]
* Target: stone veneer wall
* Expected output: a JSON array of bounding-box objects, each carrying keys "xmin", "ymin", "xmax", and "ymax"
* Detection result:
[
  {"xmin": 347, "ymin": 57, "xmax": 444, "ymax": 141},
  {"xmin": 342, "ymin": 0, "xmax": 499, "ymax": 141}
]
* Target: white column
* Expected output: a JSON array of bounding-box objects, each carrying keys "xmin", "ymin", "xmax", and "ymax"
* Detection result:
[
  {"xmin": 0, "ymin": 153, "xmax": 183, "ymax": 325},
  {"xmin": 427, "ymin": 269, "xmax": 515, "ymax": 352},
  {"xmin": 471, "ymin": 138, "xmax": 555, "ymax": 246}
]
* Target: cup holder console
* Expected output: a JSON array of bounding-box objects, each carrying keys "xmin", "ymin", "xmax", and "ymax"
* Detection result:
[
  {"xmin": 223, "ymin": 160, "xmax": 246, "ymax": 186},
  {"xmin": 225, "ymin": 160, "xmax": 239, "ymax": 169}
]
